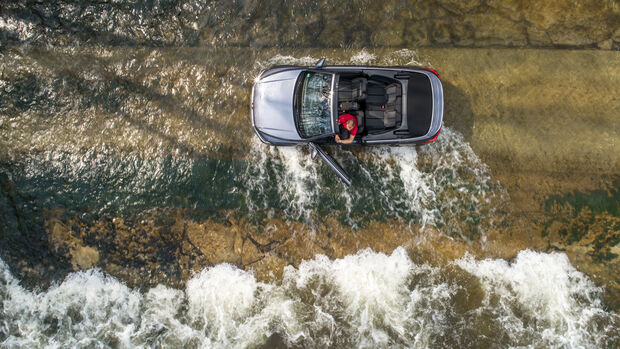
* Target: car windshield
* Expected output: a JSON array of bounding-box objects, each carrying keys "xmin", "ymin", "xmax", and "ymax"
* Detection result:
[{"xmin": 296, "ymin": 72, "xmax": 333, "ymax": 138}]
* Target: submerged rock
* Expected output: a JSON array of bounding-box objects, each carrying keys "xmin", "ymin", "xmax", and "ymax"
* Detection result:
[
  {"xmin": 186, "ymin": 221, "xmax": 238, "ymax": 265},
  {"xmin": 44, "ymin": 210, "xmax": 100, "ymax": 271},
  {"xmin": 71, "ymin": 245, "xmax": 99, "ymax": 270},
  {"xmin": 0, "ymin": 0, "xmax": 618, "ymax": 49},
  {"xmin": 30, "ymin": 204, "xmax": 618, "ymax": 310}
]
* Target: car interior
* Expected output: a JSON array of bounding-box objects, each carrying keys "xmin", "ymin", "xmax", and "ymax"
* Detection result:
[{"xmin": 336, "ymin": 73, "xmax": 403, "ymax": 138}]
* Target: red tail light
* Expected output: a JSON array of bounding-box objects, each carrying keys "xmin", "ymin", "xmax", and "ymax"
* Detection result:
[
  {"xmin": 424, "ymin": 127, "xmax": 441, "ymax": 143},
  {"xmin": 425, "ymin": 68, "xmax": 440, "ymax": 80}
]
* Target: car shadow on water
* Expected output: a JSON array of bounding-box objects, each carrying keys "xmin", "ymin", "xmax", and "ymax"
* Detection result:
[{"xmin": 442, "ymin": 81, "xmax": 474, "ymax": 143}]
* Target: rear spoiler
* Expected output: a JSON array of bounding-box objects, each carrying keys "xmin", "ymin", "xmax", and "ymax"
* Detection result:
[{"xmin": 309, "ymin": 142, "xmax": 351, "ymax": 186}]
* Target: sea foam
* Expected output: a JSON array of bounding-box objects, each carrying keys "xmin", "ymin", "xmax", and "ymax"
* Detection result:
[{"xmin": 1, "ymin": 249, "xmax": 617, "ymax": 348}]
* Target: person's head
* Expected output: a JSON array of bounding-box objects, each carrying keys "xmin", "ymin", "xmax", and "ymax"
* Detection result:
[{"xmin": 345, "ymin": 119, "xmax": 355, "ymax": 131}]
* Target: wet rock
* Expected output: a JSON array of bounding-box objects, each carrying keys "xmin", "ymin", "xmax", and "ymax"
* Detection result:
[
  {"xmin": 449, "ymin": 22, "xmax": 475, "ymax": 47},
  {"xmin": 317, "ymin": 21, "xmax": 345, "ymax": 48},
  {"xmin": 1, "ymin": 0, "xmax": 618, "ymax": 49},
  {"xmin": 279, "ymin": 7, "xmax": 322, "ymax": 47},
  {"xmin": 598, "ymin": 39, "xmax": 613, "ymax": 50},
  {"xmin": 403, "ymin": 21, "xmax": 431, "ymax": 47},
  {"xmin": 248, "ymin": 252, "xmax": 288, "ymax": 282},
  {"xmin": 486, "ymin": 0, "xmax": 523, "ymax": 21},
  {"xmin": 442, "ymin": 0, "xmax": 482, "ymax": 15},
  {"xmin": 613, "ymin": 27, "xmax": 620, "ymax": 49},
  {"xmin": 548, "ymin": 27, "xmax": 597, "ymax": 47},
  {"xmin": 277, "ymin": 231, "xmax": 327, "ymax": 262},
  {"xmin": 526, "ymin": 26, "xmax": 552, "ymax": 46},
  {"xmin": 371, "ymin": 22, "xmax": 405, "ymax": 47},
  {"xmin": 241, "ymin": 238, "xmax": 263, "ymax": 266},
  {"xmin": 467, "ymin": 14, "xmax": 526, "ymax": 47},
  {"xmin": 45, "ymin": 214, "xmax": 100, "ymax": 271},
  {"xmin": 186, "ymin": 221, "xmax": 238, "ymax": 265},
  {"xmin": 248, "ymin": 18, "xmax": 280, "ymax": 48},
  {"xmin": 71, "ymin": 245, "xmax": 99, "ymax": 270},
  {"xmin": 233, "ymin": 229, "xmax": 244, "ymax": 256},
  {"xmin": 429, "ymin": 20, "xmax": 452, "ymax": 45},
  {"xmin": 249, "ymin": 219, "xmax": 294, "ymax": 247}
]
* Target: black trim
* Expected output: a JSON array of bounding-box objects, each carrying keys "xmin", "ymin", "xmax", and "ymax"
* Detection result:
[
  {"xmin": 309, "ymin": 143, "xmax": 351, "ymax": 186},
  {"xmin": 260, "ymin": 66, "xmax": 303, "ymax": 79},
  {"xmin": 254, "ymin": 129, "xmax": 300, "ymax": 146},
  {"xmin": 292, "ymin": 71, "xmax": 305, "ymax": 138}
]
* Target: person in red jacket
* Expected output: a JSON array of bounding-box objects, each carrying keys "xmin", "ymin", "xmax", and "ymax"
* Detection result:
[{"xmin": 335, "ymin": 113, "xmax": 358, "ymax": 144}]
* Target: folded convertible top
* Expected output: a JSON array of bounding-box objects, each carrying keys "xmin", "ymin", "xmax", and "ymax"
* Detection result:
[{"xmin": 406, "ymin": 73, "xmax": 433, "ymax": 137}]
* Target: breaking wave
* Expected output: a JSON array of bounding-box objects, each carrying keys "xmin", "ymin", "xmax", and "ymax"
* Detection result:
[{"xmin": 1, "ymin": 250, "xmax": 617, "ymax": 348}]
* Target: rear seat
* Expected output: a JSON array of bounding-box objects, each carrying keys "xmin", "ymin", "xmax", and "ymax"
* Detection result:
[{"xmin": 366, "ymin": 82, "xmax": 402, "ymax": 131}]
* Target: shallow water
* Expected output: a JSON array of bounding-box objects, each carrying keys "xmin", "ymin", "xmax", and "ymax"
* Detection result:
[
  {"xmin": 1, "ymin": 1, "xmax": 619, "ymax": 348},
  {"xmin": 1, "ymin": 48, "xmax": 512, "ymax": 234}
]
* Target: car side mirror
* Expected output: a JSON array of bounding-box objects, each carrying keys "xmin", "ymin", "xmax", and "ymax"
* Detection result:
[
  {"xmin": 311, "ymin": 148, "xmax": 318, "ymax": 160},
  {"xmin": 314, "ymin": 58, "xmax": 326, "ymax": 68}
]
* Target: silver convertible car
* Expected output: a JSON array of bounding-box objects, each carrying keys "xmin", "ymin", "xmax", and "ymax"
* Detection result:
[{"xmin": 250, "ymin": 58, "xmax": 443, "ymax": 185}]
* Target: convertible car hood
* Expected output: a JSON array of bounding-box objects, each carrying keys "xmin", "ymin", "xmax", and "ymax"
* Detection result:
[{"xmin": 252, "ymin": 69, "xmax": 303, "ymax": 141}]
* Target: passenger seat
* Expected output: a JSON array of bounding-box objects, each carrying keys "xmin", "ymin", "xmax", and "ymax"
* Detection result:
[
  {"xmin": 338, "ymin": 77, "xmax": 367, "ymax": 102},
  {"xmin": 351, "ymin": 78, "xmax": 367, "ymax": 101}
]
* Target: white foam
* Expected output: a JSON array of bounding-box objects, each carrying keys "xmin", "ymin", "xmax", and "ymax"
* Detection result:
[
  {"xmin": 185, "ymin": 264, "xmax": 259, "ymax": 345},
  {"xmin": 456, "ymin": 250, "xmax": 617, "ymax": 348},
  {"xmin": 378, "ymin": 49, "xmax": 427, "ymax": 66},
  {"xmin": 1, "ymin": 265, "xmax": 142, "ymax": 348},
  {"xmin": 364, "ymin": 146, "xmax": 436, "ymax": 225},
  {"xmin": 0, "ymin": 17, "xmax": 36, "ymax": 42},
  {"xmin": 355, "ymin": 127, "xmax": 506, "ymax": 237},
  {"xmin": 245, "ymin": 126, "xmax": 506, "ymax": 235},
  {"xmin": 136, "ymin": 285, "xmax": 196, "ymax": 347},
  {"xmin": 259, "ymin": 54, "xmax": 319, "ymax": 69},
  {"xmin": 350, "ymin": 50, "xmax": 377, "ymax": 65},
  {"xmin": 1, "ymin": 249, "xmax": 617, "ymax": 348},
  {"xmin": 245, "ymin": 138, "xmax": 320, "ymax": 221},
  {"xmin": 284, "ymin": 248, "xmax": 431, "ymax": 346},
  {"xmin": 277, "ymin": 146, "xmax": 320, "ymax": 216}
]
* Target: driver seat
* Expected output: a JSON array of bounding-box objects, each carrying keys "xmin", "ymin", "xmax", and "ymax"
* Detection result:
[{"xmin": 353, "ymin": 110, "xmax": 364, "ymax": 135}]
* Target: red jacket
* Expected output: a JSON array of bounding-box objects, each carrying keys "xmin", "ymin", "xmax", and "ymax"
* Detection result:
[{"xmin": 338, "ymin": 114, "xmax": 358, "ymax": 137}]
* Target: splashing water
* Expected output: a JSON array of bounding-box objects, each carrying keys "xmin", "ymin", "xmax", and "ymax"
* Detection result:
[
  {"xmin": 350, "ymin": 50, "xmax": 377, "ymax": 65},
  {"xmin": 350, "ymin": 129, "xmax": 505, "ymax": 239},
  {"xmin": 455, "ymin": 250, "xmax": 618, "ymax": 348},
  {"xmin": 378, "ymin": 49, "xmax": 428, "ymax": 67},
  {"xmin": 245, "ymin": 120, "xmax": 505, "ymax": 238},
  {"xmin": 259, "ymin": 54, "xmax": 320, "ymax": 69},
  {"xmin": 1, "ymin": 249, "xmax": 617, "ymax": 348},
  {"xmin": 244, "ymin": 139, "xmax": 321, "ymax": 221}
]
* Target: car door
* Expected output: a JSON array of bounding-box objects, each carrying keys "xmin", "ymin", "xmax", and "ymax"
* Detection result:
[{"xmin": 309, "ymin": 142, "xmax": 352, "ymax": 186}]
